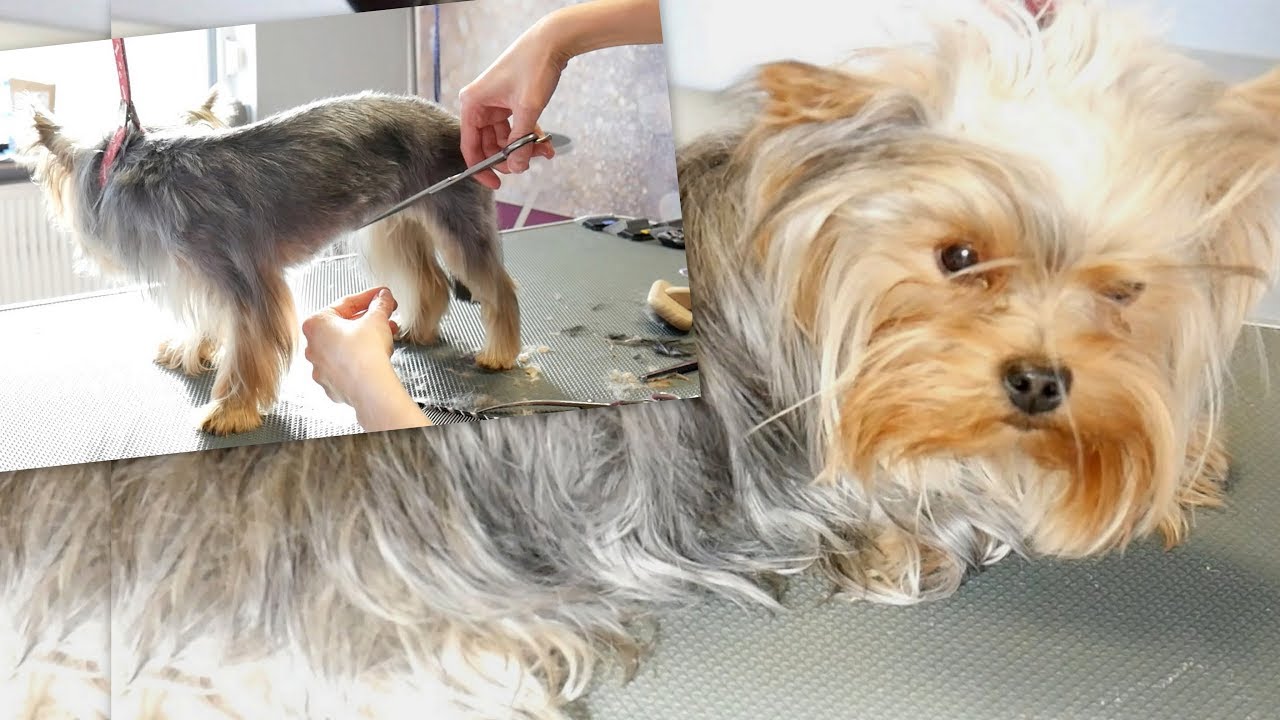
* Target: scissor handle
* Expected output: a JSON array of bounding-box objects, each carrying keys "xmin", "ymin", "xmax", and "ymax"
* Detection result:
[{"xmin": 500, "ymin": 132, "xmax": 547, "ymax": 158}]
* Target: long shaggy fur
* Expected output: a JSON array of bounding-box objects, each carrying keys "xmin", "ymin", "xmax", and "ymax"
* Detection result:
[
  {"xmin": 17, "ymin": 89, "xmax": 521, "ymax": 436},
  {"xmin": 0, "ymin": 465, "xmax": 109, "ymax": 719},
  {"xmin": 6, "ymin": 2, "xmax": 1280, "ymax": 718}
]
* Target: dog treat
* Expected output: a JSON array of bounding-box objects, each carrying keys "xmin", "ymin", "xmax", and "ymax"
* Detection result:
[{"xmin": 646, "ymin": 279, "xmax": 694, "ymax": 331}]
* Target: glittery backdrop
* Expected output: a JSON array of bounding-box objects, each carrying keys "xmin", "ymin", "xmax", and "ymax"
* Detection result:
[{"xmin": 418, "ymin": 1, "xmax": 681, "ymax": 222}]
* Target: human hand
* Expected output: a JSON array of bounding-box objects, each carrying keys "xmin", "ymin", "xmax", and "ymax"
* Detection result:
[
  {"xmin": 458, "ymin": 18, "xmax": 564, "ymax": 189},
  {"xmin": 301, "ymin": 287, "xmax": 431, "ymax": 431}
]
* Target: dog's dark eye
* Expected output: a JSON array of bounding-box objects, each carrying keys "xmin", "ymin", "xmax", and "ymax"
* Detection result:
[
  {"xmin": 1102, "ymin": 281, "xmax": 1146, "ymax": 306},
  {"xmin": 938, "ymin": 242, "xmax": 980, "ymax": 275}
]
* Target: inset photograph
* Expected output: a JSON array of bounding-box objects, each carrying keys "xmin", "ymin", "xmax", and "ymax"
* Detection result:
[
  {"xmin": 0, "ymin": 1, "xmax": 690, "ymax": 472},
  {"xmin": 11, "ymin": 2, "xmax": 1280, "ymax": 720},
  {"xmin": 109, "ymin": 0, "xmax": 471, "ymax": 38}
]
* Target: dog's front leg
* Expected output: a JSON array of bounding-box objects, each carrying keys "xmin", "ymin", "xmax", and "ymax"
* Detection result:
[
  {"xmin": 198, "ymin": 274, "xmax": 297, "ymax": 436},
  {"xmin": 822, "ymin": 523, "xmax": 968, "ymax": 605},
  {"xmin": 1157, "ymin": 417, "xmax": 1229, "ymax": 548},
  {"xmin": 155, "ymin": 334, "xmax": 218, "ymax": 377}
]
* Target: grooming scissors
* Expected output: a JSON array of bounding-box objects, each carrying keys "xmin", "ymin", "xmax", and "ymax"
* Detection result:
[{"xmin": 359, "ymin": 131, "xmax": 570, "ymax": 229}]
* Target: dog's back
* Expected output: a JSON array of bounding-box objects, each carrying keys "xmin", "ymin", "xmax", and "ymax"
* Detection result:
[{"xmin": 98, "ymin": 93, "xmax": 472, "ymax": 269}]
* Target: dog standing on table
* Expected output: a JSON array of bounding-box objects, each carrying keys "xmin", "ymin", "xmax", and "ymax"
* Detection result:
[{"xmin": 17, "ymin": 89, "xmax": 521, "ymax": 435}]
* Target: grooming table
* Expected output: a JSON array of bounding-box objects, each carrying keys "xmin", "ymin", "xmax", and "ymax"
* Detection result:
[
  {"xmin": 0, "ymin": 221, "xmax": 696, "ymax": 472},
  {"xmin": 587, "ymin": 325, "xmax": 1280, "ymax": 720}
]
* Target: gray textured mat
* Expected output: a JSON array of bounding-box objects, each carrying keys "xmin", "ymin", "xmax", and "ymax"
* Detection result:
[
  {"xmin": 0, "ymin": 221, "xmax": 696, "ymax": 472},
  {"xmin": 587, "ymin": 326, "xmax": 1280, "ymax": 720}
]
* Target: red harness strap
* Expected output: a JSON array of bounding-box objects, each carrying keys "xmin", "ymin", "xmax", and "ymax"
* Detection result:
[
  {"xmin": 99, "ymin": 38, "xmax": 143, "ymax": 187},
  {"xmin": 1024, "ymin": 0, "xmax": 1055, "ymax": 27}
]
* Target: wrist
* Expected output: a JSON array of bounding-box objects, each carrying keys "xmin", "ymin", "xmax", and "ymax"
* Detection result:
[
  {"xmin": 349, "ymin": 365, "xmax": 430, "ymax": 432},
  {"xmin": 538, "ymin": 0, "xmax": 661, "ymax": 64},
  {"xmin": 530, "ymin": 9, "xmax": 578, "ymax": 70}
]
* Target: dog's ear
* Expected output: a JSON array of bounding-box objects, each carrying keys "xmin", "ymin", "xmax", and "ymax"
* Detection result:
[
  {"xmin": 185, "ymin": 85, "xmax": 248, "ymax": 129},
  {"xmin": 753, "ymin": 59, "xmax": 930, "ymax": 135},
  {"xmin": 755, "ymin": 61, "xmax": 890, "ymax": 130},
  {"xmin": 1232, "ymin": 65, "xmax": 1280, "ymax": 122},
  {"xmin": 200, "ymin": 86, "xmax": 221, "ymax": 113},
  {"xmin": 24, "ymin": 107, "xmax": 74, "ymax": 161},
  {"xmin": 205, "ymin": 84, "xmax": 249, "ymax": 127}
]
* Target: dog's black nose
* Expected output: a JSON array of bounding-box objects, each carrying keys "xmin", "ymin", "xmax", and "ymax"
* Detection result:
[{"xmin": 1002, "ymin": 361, "xmax": 1071, "ymax": 415}]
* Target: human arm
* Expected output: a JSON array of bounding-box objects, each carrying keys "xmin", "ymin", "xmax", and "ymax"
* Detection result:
[
  {"xmin": 458, "ymin": 0, "xmax": 663, "ymax": 188},
  {"xmin": 301, "ymin": 287, "xmax": 432, "ymax": 432}
]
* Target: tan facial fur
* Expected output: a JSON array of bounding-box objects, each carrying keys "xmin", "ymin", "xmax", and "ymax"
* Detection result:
[{"xmin": 739, "ymin": 1, "xmax": 1280, "ymax": 558}]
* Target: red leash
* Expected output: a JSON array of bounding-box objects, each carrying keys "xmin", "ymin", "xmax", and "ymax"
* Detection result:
[
  {"xmin": 99, "ymin": 38, "xmax": 143, "ymax": 187},
  {"xmin": 1024, "ymin": 0, "xmax": 1055, "ymax": 27}
]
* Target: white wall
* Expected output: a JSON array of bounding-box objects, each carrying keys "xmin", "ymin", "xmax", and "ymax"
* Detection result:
[
  {"xmin": 0, "ymin": 0, "xmax": 109, "ymax": 37},
  {"xmin": 110, "ymin": 0, "xmax": 352, "ymax": 35},
  {"xmin": 661, "ymin": 0, "xmax": 1280, "ymax": 93},
  {"xmin": 1111, "ymin": 0, "xmax": 1280, "ymax": 61},
  {"xmin": 253, "ymin": 9, "xmax": 412, "ymax": 118},
  {"xmin": 0, "ymin": 21, "xmax": 105, "ymax": 51},
  {"xmin": 0, "ymin": 0, "xmax": 109, "ymax": 50}
]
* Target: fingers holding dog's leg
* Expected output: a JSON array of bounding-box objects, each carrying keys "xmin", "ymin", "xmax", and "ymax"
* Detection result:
[{"xmin": 199, "ymin": 277, "xmax": 297, "ymax": 436}]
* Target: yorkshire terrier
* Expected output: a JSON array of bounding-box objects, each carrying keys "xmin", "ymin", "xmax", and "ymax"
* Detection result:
[
  {"xmin": 6, "ymin": 1, "xmax": 1280, "ymax": 719},
  {"xmin": 16, "ymin": 88, "xmax": 521, "ymax": 435}
]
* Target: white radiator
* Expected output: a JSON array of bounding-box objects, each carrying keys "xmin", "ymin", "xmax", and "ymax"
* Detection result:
[{"xmin": 0, "ymin": 181, "xmax": 123, "ymax": 307}]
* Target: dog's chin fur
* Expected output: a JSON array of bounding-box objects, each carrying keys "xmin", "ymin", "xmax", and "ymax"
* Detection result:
[
  {"xmin": 5, "ymin": 2, "xmax": 1280, "ymax": 719},
  {"xmin": 17, "ymin": 87, "xmax": 521, "ymax": 436}
]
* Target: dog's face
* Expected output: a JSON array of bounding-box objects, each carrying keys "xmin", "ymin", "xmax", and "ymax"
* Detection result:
[{"xmin": 740, "ymin": 2, "xmax": 1280, "ymax": 555}]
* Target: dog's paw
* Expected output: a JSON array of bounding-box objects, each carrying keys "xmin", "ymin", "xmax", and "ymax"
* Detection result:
[
  {"xmin": 198, "ymin": 399, "xmax": 264, "ymax": 436},
  {"xmin": 825, "ymin": 526, "xmax": 964, "ymax": 605},
  {"xmin": 155, "ymin": 338, "xmax": 217, "ymax": 376},
  {"xmin": 399, "ymin": 325, "xmax": 440, "ymax": 346},
  {"xmin": 1158, "ymin": 432, "xmax": 1229, "ymax": 548},
  {"xmin": 474, "ymin": 348, "xmax": 517, "ymax": 371}
]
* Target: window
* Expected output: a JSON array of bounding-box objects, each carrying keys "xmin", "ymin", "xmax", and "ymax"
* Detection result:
[
  {"xmin": 1, "ymin": 29, "xmax": 216, "ymax": 159},
  {"xmin": 0, "ymin": 30, "xmax": 230, "ymax": 307}
]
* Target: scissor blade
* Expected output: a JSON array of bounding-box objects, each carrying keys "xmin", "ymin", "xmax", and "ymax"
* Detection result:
[
  {"xmin": 358, "ymin": 170, "xmax": 468, "ymax": 229},
  {"xmin": 358, "ymin": 132, "xmax": 568, "ymax": 230}
]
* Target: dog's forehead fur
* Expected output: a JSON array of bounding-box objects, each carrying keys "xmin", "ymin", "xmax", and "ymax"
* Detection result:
[
  {"xmin": 932, "ymin": 5, "xmax": 1232, "ymax": 251},
  {"xmin": 842, "ymin": 2, "xmax": 1266, "ymax": 263}
]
